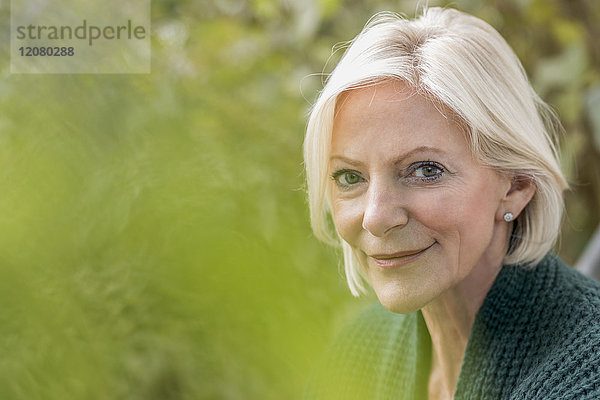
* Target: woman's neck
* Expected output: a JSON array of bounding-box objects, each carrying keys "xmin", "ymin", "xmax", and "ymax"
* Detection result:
[{"xmin": 421, "ymin": 256, "xmax": 503, "ymax": 399}]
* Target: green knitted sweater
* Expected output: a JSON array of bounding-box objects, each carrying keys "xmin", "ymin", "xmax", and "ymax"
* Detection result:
[{"xmin": 304, "ymin": 254, "xmax": 600, "ymax": 399}]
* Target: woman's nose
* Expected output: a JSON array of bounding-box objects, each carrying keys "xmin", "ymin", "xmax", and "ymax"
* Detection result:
[{"xmin": 361, "ymin": 182, "xmax": 408, "ymax": 237}]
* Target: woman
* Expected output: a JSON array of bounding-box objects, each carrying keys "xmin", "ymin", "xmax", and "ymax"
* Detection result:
[{"xmin": 303, "ymin": 7, "xmax": 600, "ymax": 400}]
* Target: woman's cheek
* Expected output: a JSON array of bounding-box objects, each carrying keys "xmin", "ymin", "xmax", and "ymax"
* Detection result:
[
  {"xmin": 408, "ymin": 190, "xmax": 455, "ymax": 226},
  {"xmin": 332, "ymin": 197, "xmax": 364, "ymax": 244}
]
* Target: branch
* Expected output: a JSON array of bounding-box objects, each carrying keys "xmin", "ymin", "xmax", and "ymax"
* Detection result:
[{"xmin": 576, "ymin": 224, "xmax": 600, "ymax": 280}]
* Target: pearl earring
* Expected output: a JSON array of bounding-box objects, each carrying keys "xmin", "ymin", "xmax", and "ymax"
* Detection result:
[{"xmin": 503, "ymin": 212, "xmax": 514, "ymax": 222}]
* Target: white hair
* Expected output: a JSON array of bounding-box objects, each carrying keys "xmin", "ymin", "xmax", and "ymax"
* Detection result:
[{"xmin": 303, "ymin": 7, "xmax": 569, "ymax": 296}]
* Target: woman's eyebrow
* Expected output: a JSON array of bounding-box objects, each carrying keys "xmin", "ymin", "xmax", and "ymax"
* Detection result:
[
  {"xmin": 329, "ymin": 155, "xmax": 365, "ymax": 167},
  {"xmin": 391, "ymin": 146, "xmax": 446, "ymax": 164},
  {"xmin": 329, "ymin": 146, "xmax": 446, "ymax": 166}
]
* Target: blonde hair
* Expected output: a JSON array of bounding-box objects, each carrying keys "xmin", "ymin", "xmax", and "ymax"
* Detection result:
[{"xmin": 303, "ymin": 7, "xmax": 569, "ymax": 296}]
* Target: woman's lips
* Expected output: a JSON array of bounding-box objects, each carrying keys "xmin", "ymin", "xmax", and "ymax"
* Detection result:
[{"xmin": 369, "ymin": 242, "xmax": 436, "ymax": 269}]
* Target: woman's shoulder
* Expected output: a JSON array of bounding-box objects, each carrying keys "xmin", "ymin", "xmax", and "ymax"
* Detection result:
[
  {"xmin": 303, "ymin": 304, "xmax": 428, "ymax": 400},
  {"xmin": 518, "ymin": 254, "xmax": 600, "ymax": 397},
  {"xmin": 459, "ymin": 253, "xmax": 600, "ymax": 399},
  {"xmin": 488, "ymin": 253, "xmax": 600, "ymax": 322},
  {"xmin": 315, "ymin": 302, "xmax": 419, "ymax": 373},
  {"xmin": 548, "ymin": 253, "xmax": 600, "ymax": 301},
  {"xmin": 531, "ymin": 253, "xmax": 600, "ymax": 324}
]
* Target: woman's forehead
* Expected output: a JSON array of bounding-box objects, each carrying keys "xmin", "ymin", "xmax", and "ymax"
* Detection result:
[
  {"xmin": 329, "ymin": 81, "xmax": 475, "ymax": 167},
  {"xmin": 335, "ymin": 80, "xmax": 414, "ymax": 112},
  {"xmin": 333, "ymin": 81, "xmax": 467, "ymax": 143},
  {"xmin": 333, "ymin": 82, "xmax": 448, "ymax": 132}
]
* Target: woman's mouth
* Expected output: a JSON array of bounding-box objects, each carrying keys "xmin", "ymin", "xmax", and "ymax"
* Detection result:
[{"xmin": 368, "ymin": 242, "xmax": 436, "ymax": 269}]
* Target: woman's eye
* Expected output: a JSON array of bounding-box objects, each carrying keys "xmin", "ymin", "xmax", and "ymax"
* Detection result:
[
  {"xmin": 415, "ymin": 166, "xmax": 441, "ymax": 177},
  {"xmin": 341, "ymin": 172, "xmax": 361, "ymax": 184},
  {"xmin": 331, "ymin": 170, "xmax": 364, "ymax": 188},
  {"xmin": 410, "ymin": 162, "xmax": 444, "ymax": 181}
]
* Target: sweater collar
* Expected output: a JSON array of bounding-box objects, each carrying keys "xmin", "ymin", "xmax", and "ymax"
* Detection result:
[{"xmin": 453, "ymin": 254, "xmax": 558, "ymax": 398}]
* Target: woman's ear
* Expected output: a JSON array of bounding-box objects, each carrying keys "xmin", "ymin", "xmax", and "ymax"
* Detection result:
[{"xmin": 497, "ymin": 175, "xmax": 536, "ymax": 221}]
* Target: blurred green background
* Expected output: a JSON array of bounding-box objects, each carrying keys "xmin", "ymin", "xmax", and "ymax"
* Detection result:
[{"xmin": 0, "ymin": 0, "xmax": 599, "ymax": 399}]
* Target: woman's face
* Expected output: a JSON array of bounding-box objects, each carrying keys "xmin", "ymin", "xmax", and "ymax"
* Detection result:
[{"xmin": 329, "ymin": 81, "xmax": 512, "ymax": 313}]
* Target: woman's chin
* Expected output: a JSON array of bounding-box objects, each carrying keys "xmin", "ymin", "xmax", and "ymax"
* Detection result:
[{"xmin": 375, "ymin": 290, "xmax": 433, "ymax": 315}]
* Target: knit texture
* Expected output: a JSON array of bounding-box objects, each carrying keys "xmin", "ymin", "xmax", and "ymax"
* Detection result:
[{"xmin": 304, "ymin": 254, "xmax": 600, "ymax": 399}]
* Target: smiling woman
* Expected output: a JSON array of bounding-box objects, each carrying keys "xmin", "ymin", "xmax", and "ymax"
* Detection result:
[
  {"xmin": 329, "ymin": 81, "xmax": 530, "ymax": 317},
  {"xmin": 303, "ymin": 7, "xmax": 600, "ymax": 400}
]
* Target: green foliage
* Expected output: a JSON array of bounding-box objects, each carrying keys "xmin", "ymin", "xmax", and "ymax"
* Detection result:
[{"xmin": 0, "ymin": 0, "xmax": 598, "ymax": 399}]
